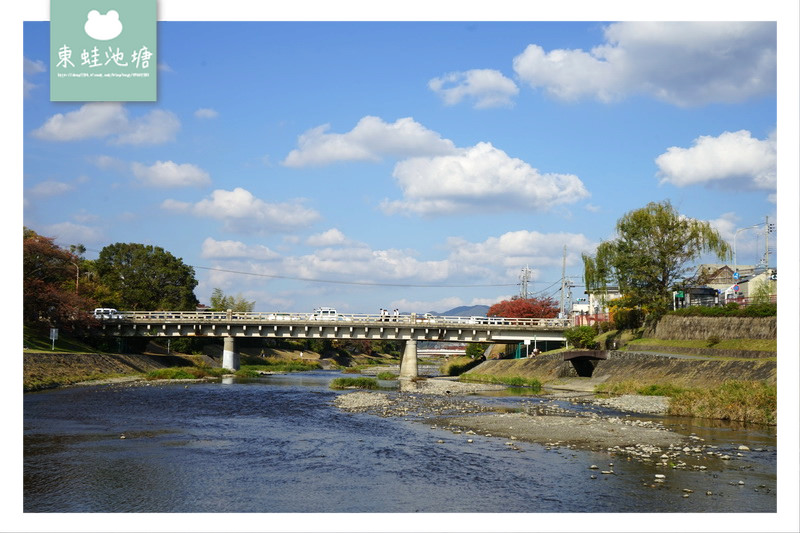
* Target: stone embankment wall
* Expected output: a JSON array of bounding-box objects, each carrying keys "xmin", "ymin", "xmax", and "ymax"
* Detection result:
[
  {"xmin": 470, "ymin": 351, "xmax": 776, "ymax": 389},
  {"xmin": 653, "ymin": 315, "xmax": 776, "ymax": 340}
]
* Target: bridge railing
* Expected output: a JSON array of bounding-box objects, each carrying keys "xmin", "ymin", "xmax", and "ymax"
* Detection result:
[{"xmin": 107, "ymin": 311, "xmax": 570, "ymax": 328}]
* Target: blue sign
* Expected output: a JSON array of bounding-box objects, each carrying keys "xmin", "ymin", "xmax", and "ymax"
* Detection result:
[
  {"xmin": 733, "ymin": 284, "xmax": 740, "ymax": 292},
  {"xmin": 733, "ymin": 271, "xmax": 740, "ymax": 280}
]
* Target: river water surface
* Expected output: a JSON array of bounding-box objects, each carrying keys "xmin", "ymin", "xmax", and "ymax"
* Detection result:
[{"xmin": 24, "ymin": 371, "xmax": 777, "ymax": 516}]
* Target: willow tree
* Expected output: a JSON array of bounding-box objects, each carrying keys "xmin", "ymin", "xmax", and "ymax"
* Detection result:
[{"xmin": 582, "ymin": 201, "xmax": 731, "ymax": 314}]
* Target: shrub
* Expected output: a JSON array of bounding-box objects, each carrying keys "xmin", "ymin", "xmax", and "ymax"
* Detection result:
[
  {"xmin": 706, "ymin": 335, "xmax": 721, "ymax": 347},
  {"xmin": 376, "ymin": 371, "xmax": 397, "ymax": 380},
  {"xmin": 669, "ymin": 303, "xmax": 776, "ymax": 318},
  {"xmin": 564, "ymin": 326, "xmax": 599, "ymax": 349}
]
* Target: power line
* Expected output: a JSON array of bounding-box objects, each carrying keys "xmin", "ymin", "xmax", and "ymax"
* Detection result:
[
  {"xmin": 82, "ymin": 246, "xmax": 561, "ymax": 289},
  {"xmin": 194, "ymin": 265, "xmax": 519, "ymax": 288}
]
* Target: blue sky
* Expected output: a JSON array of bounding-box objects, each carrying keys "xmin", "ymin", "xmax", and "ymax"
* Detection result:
[{"xmin": 20, "ymin": 9, "xmax": 791, "ymax": 316}]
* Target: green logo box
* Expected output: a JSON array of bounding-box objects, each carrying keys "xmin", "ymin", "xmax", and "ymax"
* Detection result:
[{"xmin": 50, "ymin": 0, "xmax": 157, "ymax": 101}]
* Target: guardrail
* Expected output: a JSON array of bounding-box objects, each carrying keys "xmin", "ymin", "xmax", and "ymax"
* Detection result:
[{"xmin": 100, "ymin": 311, "xmax": 570, "ymax": 328}]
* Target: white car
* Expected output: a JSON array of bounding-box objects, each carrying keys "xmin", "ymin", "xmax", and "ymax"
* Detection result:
[
  {"xmin": 311, "ymin": 307, "xmax": 339, "ymax": 320},
  {"xmin": 93, "ymin": 308, "xmax": 123, "ymax": 320}
]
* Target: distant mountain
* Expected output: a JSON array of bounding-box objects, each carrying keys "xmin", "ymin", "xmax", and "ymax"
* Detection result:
[{"xmin": 434, "ymin": 305, "xmax": 490, "ymax": 317}]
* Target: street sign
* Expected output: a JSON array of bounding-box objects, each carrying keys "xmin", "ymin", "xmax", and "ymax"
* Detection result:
[
  {"xmin": 733, "ymin": 285, "xmax": 740, "ymax": 292},
  {"xmin": 50, "ymin": 328, "xmax": 58, "ymax": 350},
  {"xmin": 733, "ymin": 271, "xmax": 740, "ymax": 280}
]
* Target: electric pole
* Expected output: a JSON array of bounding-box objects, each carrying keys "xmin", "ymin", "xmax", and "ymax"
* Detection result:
[
  {"xmin": 519, "ymin": 265, "xmax": 531, "ymax": 299},
  {"xmin": 560, "ymin": 246, "xmax": 566, "ymax": 318}
]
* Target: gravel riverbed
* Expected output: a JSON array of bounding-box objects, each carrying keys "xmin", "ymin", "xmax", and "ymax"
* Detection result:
[{"xmin": 333, "ymin": 384, "xmax": 685, "ymax": 453}]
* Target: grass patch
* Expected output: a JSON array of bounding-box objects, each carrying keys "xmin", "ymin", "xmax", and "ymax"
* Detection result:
[
  {"xmin": 145, "ymin": 366, "xmax": 226, "ymax": 380},
  {"xmin": 23, "ymin": 326, "xmax": 98, "ymax": 354},
  {"xmin": 24, "ymin": 372, "xmax": 131, "ymax": 392},
  {"xmin": 330, "ymin": 377, "xmax": 379, "ymax": 390},
  {"xmin": 627, "ymin": 337, "xmax": 777, "ymax": 352},
  {"xmin": 376, "ymin": 371, "xmax": 398, "ymax": 380},
  {"xmin": 668, "ymin": 380, "xmax": 776, "ymax": 425},
  {"xmin": 459, "ymin": 373, "xmax": 542, "ymax": 392},
  {"xmin": 240, "ymin": 357, "xmax": 321, "ymax": 373},
  {"xmin": 596, "ymin": 379, "xmax": 776, "ymax": 425}
]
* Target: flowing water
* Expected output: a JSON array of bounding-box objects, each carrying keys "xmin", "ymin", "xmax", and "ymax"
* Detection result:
[{"xmin": 24, "ymin": 371, "xmax": 776, "ymax": 514}]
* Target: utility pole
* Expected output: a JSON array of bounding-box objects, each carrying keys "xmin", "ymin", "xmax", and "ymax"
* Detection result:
[
  {"xmin": 519, "ymin": 265, "xmax": 531, "ymax": 299},
  {"xmin": 560, "ymin": 246, "xmax": 567, "ymax": 318},
  {"xmin": 764, "ymin": 215, "xmax": 773, "ymax": 270}
]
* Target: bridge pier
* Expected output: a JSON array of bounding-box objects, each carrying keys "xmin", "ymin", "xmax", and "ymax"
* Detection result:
[
  {"xmin": 398, "ymin": 339, "xmax": 418, "ymax": 380},
  {"xmin": 222, "ymin": 336, "xmax": 240, "ymax": 371}
]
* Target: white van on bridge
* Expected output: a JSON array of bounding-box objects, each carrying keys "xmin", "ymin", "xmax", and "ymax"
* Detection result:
[{"xmin": 310, "ymin": 307, "xmax": 339, "ymax": 320}]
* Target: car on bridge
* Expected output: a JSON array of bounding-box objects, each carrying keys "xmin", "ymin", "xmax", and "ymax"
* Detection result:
[
  {"xmin": 311, "ymin": 307, "xmax": 340, "ymax": 320},
  {"xmin": 93, "ymin": 308, "xmax": 123, "ymax": 320}
]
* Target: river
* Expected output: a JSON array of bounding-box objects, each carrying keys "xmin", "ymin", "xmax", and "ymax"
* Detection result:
[{"xmin": 23, "ymin": 371, "xmax": 777, "ymax": 522}]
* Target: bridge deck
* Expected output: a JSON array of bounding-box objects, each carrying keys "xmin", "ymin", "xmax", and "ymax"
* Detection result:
[{"xmin": 97, "ymin": 311, "xmax": 569, "ymax": 343}]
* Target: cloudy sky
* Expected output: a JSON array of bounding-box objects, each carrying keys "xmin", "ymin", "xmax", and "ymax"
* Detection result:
[{"xmin": 20, "ymin": 4, "xmax": 793, "ymax": 316}]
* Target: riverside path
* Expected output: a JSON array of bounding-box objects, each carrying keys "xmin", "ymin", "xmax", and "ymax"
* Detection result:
[{"xmin": 95, "ymin": 310, "xmax": 570, "ymax": 377}]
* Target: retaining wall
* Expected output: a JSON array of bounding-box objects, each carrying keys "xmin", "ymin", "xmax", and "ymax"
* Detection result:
[
  {"xmin": 653, "ymin": 315, "xmax": 776, "ymax": 340},
  {"xmin": 471, "ymin": 351, "xmax": 776, "ymax": 388}
]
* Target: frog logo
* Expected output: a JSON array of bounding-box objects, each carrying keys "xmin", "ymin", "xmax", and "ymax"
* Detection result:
[{"xmin": 84, "ymin": 9, "xmax": 123, "ymax": 41}]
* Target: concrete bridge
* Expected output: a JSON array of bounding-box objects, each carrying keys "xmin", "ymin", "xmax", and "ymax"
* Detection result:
[{"xmin": 95, "ymin": 311, "xmax": 569, "ymax": 378}]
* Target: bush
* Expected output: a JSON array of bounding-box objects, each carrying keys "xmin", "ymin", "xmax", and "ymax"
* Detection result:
[
  {"xmin": 564, "ymin": 326, "xmax": 599, "ymax": 349},
  {"xmin": 669, "ymin": 303, "xmax": 776, "ymax": 318}
]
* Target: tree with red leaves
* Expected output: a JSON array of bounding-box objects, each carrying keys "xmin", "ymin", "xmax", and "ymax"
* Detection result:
[
  {"xmin": 23, "ymin": 227, "xmax": 97, "ymax": 333},
  {"xmin": 487, "ymin": 296, "xmax": 560, "ymax": 318}
]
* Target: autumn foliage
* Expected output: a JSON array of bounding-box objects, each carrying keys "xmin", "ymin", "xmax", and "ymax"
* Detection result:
[
  {"xmin": 23, "ymin": 227, "xmax": 97, "ymax": 333},
  {"xmin": 487, "ymin": 296, "xmax": 560, "ymax": 318}
]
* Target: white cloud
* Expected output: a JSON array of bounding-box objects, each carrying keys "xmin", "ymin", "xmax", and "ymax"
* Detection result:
[
  {"xmin": 512, "ymin": 22, "xmax": 775, "ymax": 107},
  {"xmin": 381, "ymin": 142, "xmax": 589, "ymax": 216},
  {"xmin": 655, "ymin": 130, "xmax": 776, "ymax": 190},
  {"xmin": 282, "ymin": 245, "xmax": 452, "ymax": 283},
  {"xmin": 24, "ymin": 57, "xmax": 46, "ymax": 98},
  {"xmin": 201, "ymin": 237, "xmax": 279, "ymax": 260},
  {"xmin": 447, "ymin": 230, "xmax": 596, "ymax": 271},
  {"xmin": 32, "ymin": 103, "xmax": 180, "ymax": 144},
  {"xmin": 42, "ymin": 221, "xmax": 104, "ymax": 245},
  {"xmin": 162, "ymin": 187, "xmax": 320, "ymax": 233},
  {"xmin": 27, "ymin": 180, "xmax": 74, "ymax": 197},
  {"xmin": 131, "ymin": 160, "xmax": 211, "ymax": 188},
  {"xmin": 194, "ymin": 108, "xmax": 219, "ymax": 119},
  {"xmin": 282, "ymin": 116, "xmax": 457, "ymax": 167},
  {"xmin": 428, "ymin": 69, "xmax": 519, "ymax": 109},
  {"xmin": 306, "ymin": 228, "xmax": 348, "ymax": 247}
]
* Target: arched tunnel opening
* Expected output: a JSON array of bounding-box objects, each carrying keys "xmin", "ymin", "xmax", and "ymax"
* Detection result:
[{"xmin": 569, "ymin": 357, "xmax": 597, "ymax": 377}]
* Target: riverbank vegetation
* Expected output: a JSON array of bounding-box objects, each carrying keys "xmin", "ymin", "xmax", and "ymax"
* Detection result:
[
  {"xmin": 459, "ymin": 373, "xmax": 542, "ymax": 392},
  {"xmin": 440, "ymin": 356, "xmax": 485, "ymax": 376},
  {"xmin": 595, "ymin": 379, "xmax": 776, "ymax": 425},
  {"xmin": 330, "ymin": 377, "xmax": 379, "ymax": 390}
]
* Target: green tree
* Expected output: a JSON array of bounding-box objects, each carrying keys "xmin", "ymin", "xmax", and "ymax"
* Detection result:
[
  {"xmin": 93, "ymin": 243, "xmax": 199, "ymax": 310},
  {"xmin": 209, "ymin": 287, "xmax": 255, "ymax": 312},
  {"xmin": 583, "ymin": 201, "xmax": 731, "ymax": 315},
  {"xmin": 465, "ymin": 343, "xmax": 486, "ymax": 359}
]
